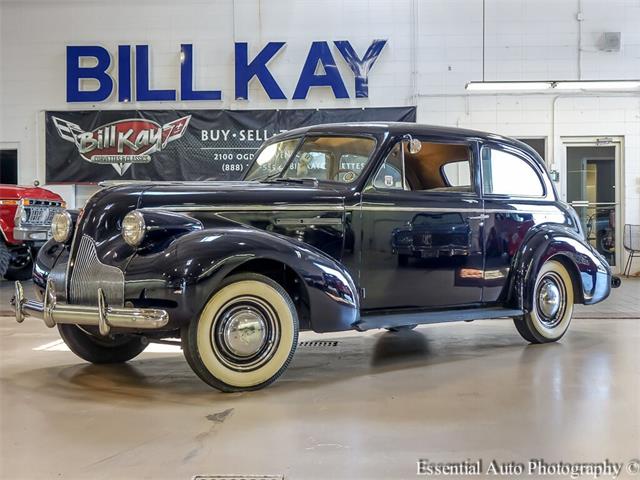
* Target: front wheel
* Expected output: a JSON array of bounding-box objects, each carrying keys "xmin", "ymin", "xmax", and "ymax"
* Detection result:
[
  {"xmin": 182, "ymin": 273, "xmax": 299, "ymax": 392},
  {"xmin": 386, "ymin": 324, "xmax": 417, "ymax": 332},
  {"xmin": 1, "ymin": 242, "xmax": 33, "ymax": 281},
  {"xmin": 58, "ymin": 324, "xmax": 148, "ymax": 363},
  {"xmin": 513, "ymin": 259, "xmax": 575, "ymax": 344}
]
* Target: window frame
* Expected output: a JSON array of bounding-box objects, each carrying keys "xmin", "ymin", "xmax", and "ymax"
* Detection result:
[
  {"xmin": 366, "ymin": 137, "xmax": 479, "ymax": 197},
  {"xmin": 480, "ymin": 143, "xmax": 548, "ymax": 199}
]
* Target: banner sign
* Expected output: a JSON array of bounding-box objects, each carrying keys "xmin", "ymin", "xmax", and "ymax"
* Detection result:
[{"xmin": 45, "ymin": 107, "xmax": 416, "ymax": 182}]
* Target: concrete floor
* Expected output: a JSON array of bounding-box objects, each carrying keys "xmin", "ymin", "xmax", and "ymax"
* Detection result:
[{"xmin": 1, "ymin": 279, "xmax": 639, "ymax": 479}]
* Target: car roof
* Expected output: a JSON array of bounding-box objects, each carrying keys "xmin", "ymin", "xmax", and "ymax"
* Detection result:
[{"xmin": 269, "ymin": 121, "xmax": 545, "ymax": 165}]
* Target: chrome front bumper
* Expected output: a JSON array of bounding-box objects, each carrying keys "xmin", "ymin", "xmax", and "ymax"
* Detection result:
[
  {"xmin": 13, "ymin": 280, "xmax": 169, "ymax": 336},
  {"xmin": 13, "ymin": 226, "xmax": 50, "ymax": 241}
]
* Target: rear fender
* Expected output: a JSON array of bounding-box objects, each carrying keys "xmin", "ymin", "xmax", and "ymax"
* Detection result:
[
  {"xmin": 124, "ymin": 226, "xmax": 359, "ymax": 332},
  {"xmin": 507, "ymin": 224, "xmax": 611, "ymax": 310}
]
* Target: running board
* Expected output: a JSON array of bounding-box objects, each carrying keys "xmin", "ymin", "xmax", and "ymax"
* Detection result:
[{"xmin": 354, "ymin": 307, "xmax": 524, "ymax": 332}]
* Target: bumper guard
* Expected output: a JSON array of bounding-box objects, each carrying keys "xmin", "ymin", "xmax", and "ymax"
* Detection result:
[{"xmin": 13, "ymin": 280, "xmax": 169, "ymax": 336}]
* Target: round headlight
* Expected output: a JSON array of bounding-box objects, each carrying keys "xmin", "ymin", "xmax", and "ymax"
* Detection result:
[
  {"xmin": 122, "ymin": 210, "xmax": 146, "ymax": 247},
  {"xmin": 51, "ymin": 211, "xmax": 72, "ymax": 243}
]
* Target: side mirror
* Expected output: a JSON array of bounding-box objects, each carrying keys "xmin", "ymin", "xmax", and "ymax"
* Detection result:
[
  {"xmin": 402, "ymin": 135, "xmax": 422, "ymax": 154},
  {"xmin": 408, "ymin": 138, "xmax": 422, "ymax": 154}
]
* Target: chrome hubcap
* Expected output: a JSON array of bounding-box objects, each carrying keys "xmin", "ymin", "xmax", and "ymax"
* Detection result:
[
  {"xmin": 221, "ymin": 307, "xmax": 267, "ymax": 357},
  {"xmin": 538, "ymin": 279, "xmax": 560, "ymax": 318},
  {"xmin": 211, "ymin": 296, "xmax": 280, "ymax": 372},
  {"xmin": 535, "ymin": 272, "xmax": 566, "ymax": 328}
]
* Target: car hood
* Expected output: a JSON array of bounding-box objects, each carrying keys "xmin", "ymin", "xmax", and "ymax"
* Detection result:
[
  {"xmin": 0, "ymin": 184, "xmax": 63, "ymax": 201},
  {"xmin": 138, "ymin": 181, "xmax": 346, "ymax": 209}
]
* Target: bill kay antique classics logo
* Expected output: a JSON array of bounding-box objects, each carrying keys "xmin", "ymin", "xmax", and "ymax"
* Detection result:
[{"xmin": 52, "ymin": 115, "xmax": 191, "ymax": 175}]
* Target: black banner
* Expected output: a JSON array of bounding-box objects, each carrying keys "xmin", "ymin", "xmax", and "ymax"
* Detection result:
[{"xmin": 45, "ymin": 107, "xmax": 416, "ymax": 182}]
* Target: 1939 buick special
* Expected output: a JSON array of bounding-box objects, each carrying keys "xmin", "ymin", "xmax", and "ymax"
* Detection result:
[{"xmin": 13, "ymin": 123, "xmax": 620, "ymax": 392}]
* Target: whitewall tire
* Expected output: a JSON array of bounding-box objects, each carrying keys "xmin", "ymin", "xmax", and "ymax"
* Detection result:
[
  {"xmin": 513, "ymin": 260, "xmax": 575, "ymax": 344},
  {"xmin": 183, "ymin": 273, "xmax": 299, "ymax": 392}
]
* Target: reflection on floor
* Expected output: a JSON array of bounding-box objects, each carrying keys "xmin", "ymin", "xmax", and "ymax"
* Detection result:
[{"xmin": 1, "ymin": 306, "xmax": 638, "ymax": 479}]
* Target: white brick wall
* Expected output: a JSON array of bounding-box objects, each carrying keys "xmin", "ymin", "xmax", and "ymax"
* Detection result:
[{"xmin": 1, "ymin": 0, "xmax": 639, "ymax": 263}]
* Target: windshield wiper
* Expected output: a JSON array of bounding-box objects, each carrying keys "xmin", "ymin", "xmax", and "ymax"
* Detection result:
[
  {"xmin": 261, "ymin": 172, "xmax": 282, "ymax": 182},
  {"xmin": 273, "ymin": 177, "xmax": 319, "ymax": 185}
]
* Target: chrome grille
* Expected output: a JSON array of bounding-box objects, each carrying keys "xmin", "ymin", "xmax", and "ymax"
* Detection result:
[
  {"xmin": 23, "ymin": 206, "xmax": 59, "ymax": 225},
  {"xmin": 69, "ymin": 235, "xmax": 125, "ymax": 306}
]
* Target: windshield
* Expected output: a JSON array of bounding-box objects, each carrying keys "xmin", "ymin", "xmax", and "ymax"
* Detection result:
[
  {"xmin": 244, "ymin": 138, "xmax": 301, "ymax": 181},
  {"xmin": 283, "ymin": 136, "xmax": 376, "ymax": 183},
  {"xmin": 245, "ymin": 135, "xmax": 377, "ymax": 183}
]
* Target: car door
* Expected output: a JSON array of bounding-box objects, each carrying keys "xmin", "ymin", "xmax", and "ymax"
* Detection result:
[
  {"xmin": 479, "ymin": 142, "xmax": 563, "ymax": 303},
  {"xmin": 358, "ymin": 137, "xmax": 485, "ymax": 311}
]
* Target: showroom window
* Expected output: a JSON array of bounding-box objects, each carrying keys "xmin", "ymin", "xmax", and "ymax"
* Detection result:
[
  {"xmin": 517, "ymin": 137, "xmax": 546, "ymax": 161},
  {"xmin": 481, "ymin": 147, "xmax": 544, "ymax": 197}
]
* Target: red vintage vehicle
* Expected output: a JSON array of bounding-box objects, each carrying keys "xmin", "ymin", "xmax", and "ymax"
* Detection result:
[{"xmin": 0, "ymin": 183, "xmax": 65, "ymax": 280}]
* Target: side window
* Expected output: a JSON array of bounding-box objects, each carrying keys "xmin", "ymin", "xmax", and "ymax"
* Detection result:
[
  {"xmin": 373, "ymin": 143, "xmax": 405, "ymax": 189},
  {"xmin": 482, "ymin": 147, "xmax": 544, "ymax": 196},
  {"xmin": 372, "ymin": 141, "xmax": 474, "ymax": 193},
  {"xmin": 441, "ymin": 161, "xmax": 471, "ymax": 188}
]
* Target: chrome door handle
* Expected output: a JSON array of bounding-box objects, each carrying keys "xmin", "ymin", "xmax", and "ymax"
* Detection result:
[{"xmin": 468, "ymin": 214, "xmax": 489, "ymax": 220}]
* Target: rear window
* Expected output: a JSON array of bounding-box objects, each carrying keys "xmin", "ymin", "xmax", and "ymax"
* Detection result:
[{"xmin": 482, "ymin": 147, "xmax": 544, "ymax": 196}]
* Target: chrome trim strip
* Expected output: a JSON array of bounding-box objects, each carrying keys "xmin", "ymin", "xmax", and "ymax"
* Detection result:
[
  {"xmin": 274, "ymin": 217, "xmax": 343, "ymax": 226},
  {"xmin": 145, "ymin": 204, "xmax": 345, "ymax": 212},
  {"xmin": 145, "ymin": 204, "xmax": 560, "ymax": 216},
  {"xmin": 357, "ymin": 205, "xmax": 561, "ymax": 215}
]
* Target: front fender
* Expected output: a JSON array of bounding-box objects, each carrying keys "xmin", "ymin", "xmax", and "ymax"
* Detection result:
[
  {"xmin": 124, "ymin": 226, "xmax": 360, "ymax": 332},
  {"xmin": 508, "ymin": 224, "xmax": 611, "ymax": 310}
]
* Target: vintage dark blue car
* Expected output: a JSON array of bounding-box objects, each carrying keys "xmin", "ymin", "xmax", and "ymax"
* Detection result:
[{"xmin": 13, "ymin": 123, "xmax": 619, "ymax": 392}]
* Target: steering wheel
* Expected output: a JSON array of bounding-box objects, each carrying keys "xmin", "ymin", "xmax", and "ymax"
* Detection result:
[{"xmin": 334, "ymin": 169, "xmax": 356, "ymax": 182}]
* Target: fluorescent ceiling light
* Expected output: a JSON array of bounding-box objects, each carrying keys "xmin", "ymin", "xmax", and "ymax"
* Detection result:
[
  {"xmin": 466, "ymin": 80, "xmax": 640, "ymax": 92},
  {"xmin": 466, "ymin": 81, "xmax": 553, "ymax": 91},
  {"xmin": 554, "ymin": 80, "xmax": 640, "ymax": 90}
]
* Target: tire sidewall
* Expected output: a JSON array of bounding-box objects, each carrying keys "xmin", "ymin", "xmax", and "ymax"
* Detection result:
[
  {"xmin": 0, "ymin": 240, "xmax": 10, "ymax": 279},
  {"xmin": 58, "ymin": 324, "xmax": 147, "ymax": 363},
  {"xmin": 526, "ymin": 260, "xmax": 574, "ymax": 342},
  {"xmin": 189, "ymin": 274, "xmax": 298, "ymax": 391}
]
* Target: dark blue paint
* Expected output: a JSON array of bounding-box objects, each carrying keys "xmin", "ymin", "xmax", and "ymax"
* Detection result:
[
  {"xmin": 117, "ymin": 45, "xmax": 131, "ymax": 102},
  {"xmin": 135, "ymin": 45, "xmax": 176, "ymax": 102},
  {"xmin": 235, "ymin": 42, "xmax": 287, "ymax": 100},
  {"xmin": 180, "ymin": 44, "xmax": 222, "ymax": 101},
  {"xmin": 293, "ymin": 42, "xmax": 349, "ymax": 100},
  {"xmin": 334, "ymin": 40, "xmax": 387, "ymax": 98},
  {"xmin": 66, "ymin": 46, "xmax": 113, "ymax": 102},
  {"xmin": 35, "ymin": 123, "xmax": 612, "ymax": 336}
]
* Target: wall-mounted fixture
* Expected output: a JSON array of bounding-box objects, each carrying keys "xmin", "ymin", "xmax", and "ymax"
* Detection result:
[
  {"xmin": 466, "ymin": 80, "xmax": 640, "ymax": 92},
  {"xmin": 598, "ymin": 32, "xmax": 621, "ymax": 52}
]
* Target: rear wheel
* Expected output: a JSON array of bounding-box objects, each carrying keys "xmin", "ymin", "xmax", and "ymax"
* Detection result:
[
  {"xmin": 513, "ymin": 260, "xmax": 574, "ymax": 344},
  {"xmin": 58, "ymin": 324, "xmax": 148, "ymax": 363},
  {"xmin": 183, "ymin": 273, "xmax": 299, "ymax": 392}
]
